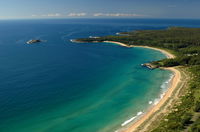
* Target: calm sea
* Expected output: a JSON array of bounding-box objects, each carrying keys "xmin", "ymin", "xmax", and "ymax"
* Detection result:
[{"xmin": 0, "ymin": 18, "xmax": 200, "ymax": 132}]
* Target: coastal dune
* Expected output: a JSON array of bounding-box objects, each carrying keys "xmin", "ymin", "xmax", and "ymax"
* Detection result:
[{"xmin": 103, "ymin": 41, "xmax": 181, "ymax": 132}]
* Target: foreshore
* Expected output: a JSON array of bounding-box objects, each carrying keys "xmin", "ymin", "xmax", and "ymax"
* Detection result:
[
  {"xmin": 122, "ymin": 67, "xmax": 181, "ymax": 132},
  {"xmin": 103, "ymin": 41, "xmax": 175, "ymax": 59},
  {"xmin": 104, "ymin": 41, "xmax": 182, "ymax": 132}
]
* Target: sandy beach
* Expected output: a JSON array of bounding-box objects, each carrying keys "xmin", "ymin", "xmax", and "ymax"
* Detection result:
[
  {"xmin": 104, "ymin": 41, "xmax": 175, "ymax": 59},
  {"xmin": 122, "ymin": 67, "xmax": 181, "ymax": 132},
  {"xmin": 104, "ymin": 41, "xmax": 134, "ymax": 48},
  {"xmin": 104, "ymin": 41, "xmax": 181, "ymax": 132}
]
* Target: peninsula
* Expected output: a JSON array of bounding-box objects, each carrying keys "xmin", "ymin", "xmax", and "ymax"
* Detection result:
[{"xmin": 75, "ymin": 27, "xmax": 200, "ymax": 132}]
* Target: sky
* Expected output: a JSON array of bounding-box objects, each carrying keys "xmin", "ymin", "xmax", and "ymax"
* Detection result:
[{"xmin": 0, "ymin": 0, "xmax": 199, "ymax": 19}]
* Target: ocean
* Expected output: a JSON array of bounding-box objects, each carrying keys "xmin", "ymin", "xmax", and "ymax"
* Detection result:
[{"xmin": 0, "ymin": 18, "xmax": 199, "ymax": 132}]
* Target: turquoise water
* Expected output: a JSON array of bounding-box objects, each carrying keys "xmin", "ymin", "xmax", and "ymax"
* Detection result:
[{"xmin": 0, "ymin": 19, "xmax": 199, "ymax": 132}]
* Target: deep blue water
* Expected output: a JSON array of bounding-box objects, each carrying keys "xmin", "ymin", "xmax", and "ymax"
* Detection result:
[{"xmin": 0, "ymin": 19, "xmax": 200, "ymax": 132}]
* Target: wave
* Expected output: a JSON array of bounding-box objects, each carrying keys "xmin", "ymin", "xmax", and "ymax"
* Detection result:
[
  {"xmin": 116, "ymin": 73, "xmax": 175, "ymax": 132},
  {"xmin": 161, "ymin": 74, "xmax": 174, "ymax": 90},
  {"xmin": 148, "ymin": 101, "xmax": 153, "ymax": 104},
  {"xmin": 121, "ymin": 111, "xmax": 143, "ymax": 127},
  {"xmin": 153, "ymin": 73, "xmax": 174, "ymax": 105}
]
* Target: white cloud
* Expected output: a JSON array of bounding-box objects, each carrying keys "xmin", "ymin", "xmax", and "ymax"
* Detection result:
[
  {"xmin": 43, "ymin": 13, "xmax": 61, "ymax": 17},
  {"xmin": 31, "ymin": 12, "xmax": 145, "ymax": 18},
  {"xmin": 93, "ymin": 13, "xmax": 145, "ymax": 17},
  {"xmin": 47, "ymin": 13, "xmax": 61, "ymax": 17},
  {"xmin": 32, "ymin": 13, "xmax": 62, "ymax": 17},
  {"xmin": 68, "ymin": 13, "xmax": 87, "ymax": 17},
  {"xmin": 93, "ymin": 13, "xmax": 104, "ymax": 17}
]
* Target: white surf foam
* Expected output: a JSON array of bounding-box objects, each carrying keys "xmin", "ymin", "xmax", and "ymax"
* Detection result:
[
  {"xmin": 161, "ymin": 74, "xmax": 174, "ymax": 91},
  {"xmin": 121, "ymin": 111, "xmax": 143, "ymax": 126},
  {"xmin": 149, "ymin": 101, "xmax": 153, "ymax": 104},
  {"xmin": 117, "ymin": 73, "xmax": 175, "ymax": 131},
  {"xmin": 152, "ymin": 73, "xmax": 174, "ymax": 106}
]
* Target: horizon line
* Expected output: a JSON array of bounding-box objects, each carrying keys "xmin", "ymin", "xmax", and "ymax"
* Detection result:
[{"xmin": 1, "ymin": 17, "xmax": 200, "ymax": 20}]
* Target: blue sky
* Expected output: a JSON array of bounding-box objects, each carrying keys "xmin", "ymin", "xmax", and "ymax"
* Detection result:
[{"xmin": 0, "ymin": 0, "xmax": 199, "ymax": 19}]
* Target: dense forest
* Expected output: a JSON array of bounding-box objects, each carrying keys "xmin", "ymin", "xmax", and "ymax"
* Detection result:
[
  {"xmin": 77, "ymin": 27, "xmax": 200, "ymax": 131},
  {"xmin": 77, "ymin": 27, "xmax": 200, "ymax": 67}
]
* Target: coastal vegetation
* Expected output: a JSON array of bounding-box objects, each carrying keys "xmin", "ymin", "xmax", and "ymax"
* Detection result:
[
  {"xmin": 76, "ymin": 27, "xmax": 200, "ymax": 131},
  {"xmin": 77, "ymin": 27, "xmax": 200, "ymax": 67},
  {"xmin": 152, "ymin": 66, "xmax": 200, "ymax": 132}
]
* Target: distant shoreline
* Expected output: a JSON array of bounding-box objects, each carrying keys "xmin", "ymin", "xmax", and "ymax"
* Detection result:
[
  {"xmin": 103, "ymin": 41, "xmax": 182, "ymax": 132},
  {"xmin": 103, "ymin": 41, "xmax": 175, "ymax": 59}
]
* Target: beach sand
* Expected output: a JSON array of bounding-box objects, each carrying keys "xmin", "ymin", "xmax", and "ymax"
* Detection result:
[
  {"xmin": 122, "ymin": 67, "xmax": 181, "ymax": 132},
  {"xmin": 103, "ymin": 41, "xmax": 181, "ymax": 132},
  {"xmin": 104, "ymin": 41, "xmax": 134, "ymax": 48},
  {"xmin": 103, "ymin": 41, "xmax": 175, "ymax": 59}
]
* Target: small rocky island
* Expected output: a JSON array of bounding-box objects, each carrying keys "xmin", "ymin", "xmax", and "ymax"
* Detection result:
[
  {"xmin": 26, "ymin": 39, "xmax": 41, "ymax": 44},
  {"xmin": 141, "ymin": 63, "xmax": 158, "ymax": 69}
]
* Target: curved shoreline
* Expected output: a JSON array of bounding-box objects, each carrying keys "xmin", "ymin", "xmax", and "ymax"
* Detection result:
[
  {"xmin": 103, "ymin": 41, "xmax": 175, "ymax": 59},
  {"xmin": 103, "ymin": 41, "xmax": 181, "ymax": 132},
  {"xmin": 123, "ymin": 68, "xmax": 181, "ymax": 132}
]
